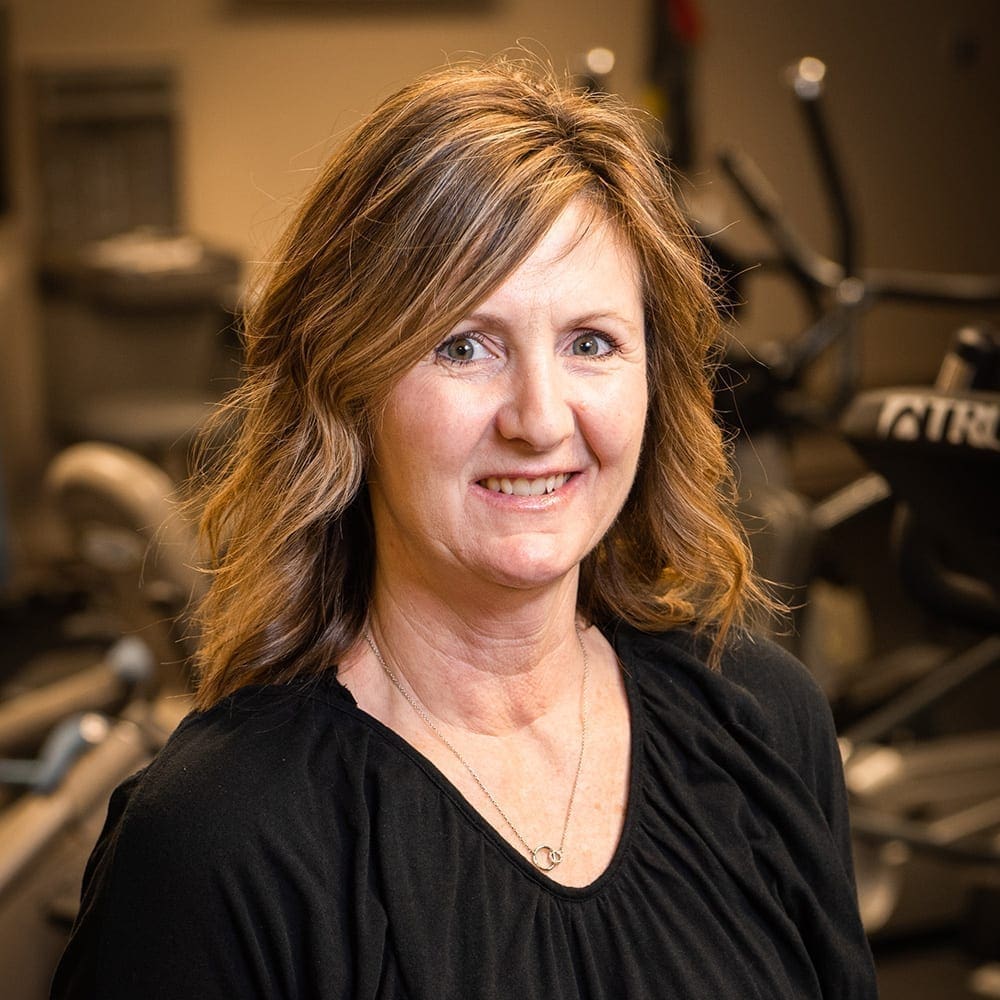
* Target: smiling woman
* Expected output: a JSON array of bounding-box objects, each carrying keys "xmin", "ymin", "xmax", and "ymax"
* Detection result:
[{"xmin": 51, "ymin": 57, "xmax": 878, "ymax": 1000}]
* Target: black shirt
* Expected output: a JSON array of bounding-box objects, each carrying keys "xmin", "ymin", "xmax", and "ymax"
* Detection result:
[{"xmin": 51, "ymin": 624, "xmax": 877, "ymax": 998}]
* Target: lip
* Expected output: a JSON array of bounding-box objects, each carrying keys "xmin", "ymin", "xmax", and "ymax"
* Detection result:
[
  {"xmin": 472, "ymin": 470, "xmax": 581, "ymax": 505},
  {"xmin": 479, "ymin": 471, "xmax": 573, "ymax": 495}
]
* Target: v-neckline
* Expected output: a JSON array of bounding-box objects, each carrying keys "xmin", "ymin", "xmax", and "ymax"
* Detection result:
[{"xmin": 327, "ymin": 625, "xmax": 646, "ymax": 900}]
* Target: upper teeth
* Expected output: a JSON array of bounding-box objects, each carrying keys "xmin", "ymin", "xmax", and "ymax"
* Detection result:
[{"xmin": 481, "ymin": 474, "xmax": 570, "ymax": 497}]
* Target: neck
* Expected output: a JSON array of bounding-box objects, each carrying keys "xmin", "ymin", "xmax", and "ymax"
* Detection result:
[{"xmin": 363, "ymin": 573, "xmax": 587, "ymax": 736}]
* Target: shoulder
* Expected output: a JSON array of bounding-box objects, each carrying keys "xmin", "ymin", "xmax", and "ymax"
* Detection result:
[
  {"xmin": 606, "ymin": 621, "xmax": 838, "ymax": 785},
  {"xmin": 106, "ymin": 678, "xmax": 383, "ymax": 874},
  {"xmin": 698, "ymin": 627, "xmax": 834, "ymax": 740},
  {"xmin": 606, "ymin": 620, "xmax": 826, "ymax": 713},
  {"xmin": 53, "ymin": 679, "xmax": 378, "ymax": 998}
]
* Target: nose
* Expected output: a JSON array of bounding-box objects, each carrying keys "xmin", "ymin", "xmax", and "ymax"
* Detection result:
[{"xmin": 495, "ymin": 357, "xmax": 576, "ymax": 451}]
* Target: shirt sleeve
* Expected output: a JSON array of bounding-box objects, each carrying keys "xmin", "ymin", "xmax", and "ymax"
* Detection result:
[
  {"xmin": 48, "ymin": 692, "xmax": 384, "ymax": 1000},
  {"xmin": 746, "ymin": 638, "xmax": 858, "ymax": 887},
  {"xmin": 50, "ymin": 767, "xmax": 300, "ymax": 1000},
  {"xmin": 658, "ymin": 626, "xmax": 861, "ymax": 887}
]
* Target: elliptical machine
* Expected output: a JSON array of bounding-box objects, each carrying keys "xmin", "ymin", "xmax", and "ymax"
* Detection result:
[
  {"xmin": 838, "ymin": 325, "xmax": 1000, "ymax": 951},
  {"xmin": 706, "ymin": 58, "xmax": 1000, "ymax": 955}
]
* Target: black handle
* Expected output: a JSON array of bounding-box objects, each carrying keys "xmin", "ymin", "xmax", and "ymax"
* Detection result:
[{"xmin": 788, "ymin": 57, "xmax": 859, "ymax": 278}]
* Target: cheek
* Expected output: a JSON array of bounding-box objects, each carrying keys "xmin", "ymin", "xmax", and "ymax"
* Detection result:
[
  {"xmin": 376, "ymin": 382, "xmax": 439, "ymax": 466},
  {"xmin": 590, "ymin": 379, "xmax": 648, "ymax": 470},
  {"xmin": 373, "ymin": 385, "xmax": 481, "ymax": 498}
]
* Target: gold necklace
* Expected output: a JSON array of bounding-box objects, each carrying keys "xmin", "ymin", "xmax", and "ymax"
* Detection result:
[{"xmin": 365, "ymin": 626, "xmax": 589, "ymax": 873}]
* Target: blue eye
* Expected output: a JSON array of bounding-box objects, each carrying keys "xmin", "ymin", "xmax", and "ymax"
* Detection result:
[
  {"xmin": 571, "ymin": 332, "xmax": 613, "ymax": 357},
  {"xmin": 437, "ymin": 335, "xmax": 488, "ymax": 363}
]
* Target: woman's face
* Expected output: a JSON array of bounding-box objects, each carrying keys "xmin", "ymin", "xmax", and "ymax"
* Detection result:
[{"xmin": 368, "ymin": 200, "xmax": 648, "ymax": 600}]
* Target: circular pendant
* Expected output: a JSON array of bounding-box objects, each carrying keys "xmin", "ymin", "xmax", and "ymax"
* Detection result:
[{"xmin": 531, "ymin": 845, "xmax": 563, "ymax": 871}]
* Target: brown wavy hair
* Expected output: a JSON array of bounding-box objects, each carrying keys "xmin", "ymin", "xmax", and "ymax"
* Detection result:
[{"xmin": 190, "ymin": 57, "xmax": 774, "ymax": 709}]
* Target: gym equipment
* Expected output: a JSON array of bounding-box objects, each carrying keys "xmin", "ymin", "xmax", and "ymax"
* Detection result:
[
  {"xmin": 43, "ymin": 440, "xmax": 204, "ymax": 666},
  {"xmin": 710, "ymin": 58, "xmax": 1000, "ymax": 946},
  {"xmin": 0, "ymin": 441, "xmax": 202, "ymax": 1000},
  {"xmin": 838, "ymin": 324, "xmax": 1000, "ymax": 941},
  {"xmin": 0, "ymin": 636, "xmax": 153, "ymax": 760},
  {"xmin": 0, "ymin": 691, "xmax": 190, "ymax": 1000}
]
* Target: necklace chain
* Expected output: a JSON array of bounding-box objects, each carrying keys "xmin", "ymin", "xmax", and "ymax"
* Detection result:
[{"xmin": 365, "ymin": 626, "xmax": 589, "ymax": 873}]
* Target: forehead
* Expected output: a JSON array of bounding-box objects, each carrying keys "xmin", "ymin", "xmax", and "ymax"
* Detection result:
[
  {"xmin": 472, "ymin": 200, "xmax": 642, "ymax": 313},
  {"xmin": 522, "ymin": 200, "xmax": 626, "ymax": 264}
]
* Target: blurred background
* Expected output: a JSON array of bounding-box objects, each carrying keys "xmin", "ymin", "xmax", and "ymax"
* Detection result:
[{"xmin": 0, "ymin": 1, "xmax": 998, "ymax": 997}]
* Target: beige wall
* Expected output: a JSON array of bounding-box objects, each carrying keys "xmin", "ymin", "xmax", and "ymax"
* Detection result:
[{"xmin": 8, "ymin": 0, "xmax": 646, "ymax": 255}]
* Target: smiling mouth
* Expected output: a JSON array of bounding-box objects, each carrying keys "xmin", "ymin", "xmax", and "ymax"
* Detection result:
[{"xmin": 478, "ymin": 473, "xmax": 573, "ymax": 497}]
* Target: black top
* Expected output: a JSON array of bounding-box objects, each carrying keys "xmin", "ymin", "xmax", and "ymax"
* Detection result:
[{"xmin": 51, "ymin": 624, "xmax": 878, "ymax": 999}]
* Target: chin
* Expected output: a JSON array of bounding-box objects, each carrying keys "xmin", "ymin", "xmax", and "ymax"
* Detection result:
[
  {"xmin": 493, "ymin": 568, "xmax": 575, "ymax": 592},
  {"xmin": 469, "ymin": 542, "xmax": 585, "ymax": 592}
]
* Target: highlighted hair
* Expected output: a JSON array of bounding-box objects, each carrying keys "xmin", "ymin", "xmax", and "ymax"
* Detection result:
[{"xmin": 190, "ymin": 58, "xmax": 775, "ymax": 708}]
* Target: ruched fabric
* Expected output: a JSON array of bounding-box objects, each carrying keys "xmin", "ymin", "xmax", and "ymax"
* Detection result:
[{"xmin": 51, "ymin": 624, "xmax": 877, "ymax": 999}]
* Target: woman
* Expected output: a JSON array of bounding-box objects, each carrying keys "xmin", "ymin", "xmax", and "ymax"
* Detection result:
[{"xmin": 52, "ymin": 58, "xmax": 876, "ymax": 998}]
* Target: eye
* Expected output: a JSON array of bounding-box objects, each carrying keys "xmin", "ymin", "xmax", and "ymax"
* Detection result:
[
  {"xmin": 436, "ymin": 334, "xmax": 490, "ymax": 364},
  {"xmin": 570, "ymin": 332, "xmax": 615, "ymax": 357}
]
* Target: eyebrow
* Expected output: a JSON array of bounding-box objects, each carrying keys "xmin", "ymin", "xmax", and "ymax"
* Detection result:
[{"xmin": 570, "ymin": 310, "xmax": 643, "ymax": 332}]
